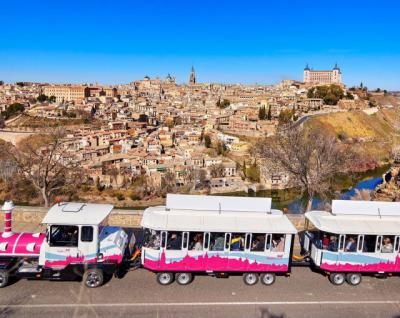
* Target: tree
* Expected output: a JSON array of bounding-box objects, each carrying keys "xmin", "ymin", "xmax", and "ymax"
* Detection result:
[
  {"xmin": 257, "ymin": 127, "xmax": 352, "ymax": 212},
  {"xmin": 204, "ymin": 134, "xmax": 212, "ymax": 148},
  {"xmin": 307, "ymin": 84, "xmax": 344, "ymax": 105},
  {"xmin": 258, "ymin": 106, "xmax": 266, "ymax": 120},
  {"xmin": 49, "ymin": 95, "xmax": 56, "ymax": 103},
  {"xmin": 1, "ymin": 103, "xmax": 25, "ymax": 120},
  {"xmin": 267, "ymin": 105, "xmax": 272, "ymax": 121},
  {"xmin": 210, "ymin": 163, "xmax": 225, "ymax": 178},
  {"xmin": 0, "ymin": 81, "xmax": 4, "ymax": 86},
  {"xmin": 37, "ymin": 94, "xmax": 48, "ymax": 103},
  {"xmin": 216, "ymin": 98, "xmax": 230, "ymax": 109},
  {"xmin": 10, "ymin": 128, "xmax": 83, "ymax": 207},
  {"xmin": 278, "ymin": 109, "xmax": 293, "ymax": 125}
]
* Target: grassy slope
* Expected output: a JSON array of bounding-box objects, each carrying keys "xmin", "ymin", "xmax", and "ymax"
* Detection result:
[{"xmin": 306, "ymin": 108, "xmax": 400, "ymax": 163}]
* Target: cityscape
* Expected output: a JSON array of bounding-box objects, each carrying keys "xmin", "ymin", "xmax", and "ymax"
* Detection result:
[{"xmin": 1, "ymin": 1, "xmax": 400, "ymax": 317}]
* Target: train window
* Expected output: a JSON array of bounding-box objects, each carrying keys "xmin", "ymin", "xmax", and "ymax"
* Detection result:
[
  {"xmin": 376, "ymin": 236, "xmax": 382, "ymax": 252},
  {"xmin": 395, "ymin": 236, "xmax": 400, "ymax": 252},
  {"xmin": 225, "ymin": 233, "xmax": 231, "ymax": 251},
  {"xmin": 204, "ymin": 232, "xmax": 210, "ymax": 250},
  {"xmin": 210, "ymin": 233, "xmax": 225, "ymax": 251},
  {"xmin": 323, "ymin": 233, "xmax": 339, "ymax": 251},
  {"xmin": 182, "ymin": 232, "xmax": 189, "ymax": 249},
  {"xmin": 245, "ymin": 233, "xmax": 251, "ymax": 250},
  {"xmin": 251, "ymin": 233, "xmax": 266, "ymax": 252},
  {"xmin": 344, "ymin": 235, "xmax": 358, "ymax": 253},
  {"xmin": 161, "ymin": 231, "xmax": 167, "ymax": 248},
  {"xmin": 166, "ymin": 232, "xmax": 183, "ymax": 250},
  {"xmin": 271, "ymin": 234, "xmax": 285, "ymax": 252},
  {"xmin": 189, "ymin": 232, "xmax": 204, "ymax": 251},
  {"xmin": 357, "ymin": 235, "xmax": 364, "ymax": 252},
  {"xmin": 230, "ymin": 233, "xmax": 245, "ymax": 252},
  {"xmin": 81, "ymin": 226, "xmax": 93, "ymax": 242},
  {"xmin": 339, "ymin": 235, "xmax": 345, "ymax": 251},
  {"xmin": 363, "ymin": 235, "xmax": 377, "ymax": 253},
  {"xmin": 381, "ymin": 236, "xmax": 395, "ymax": 253},
  {"xmin": 49, "ymin": 225, "xmax": 79, "ymax": 247},
  {"xmin": 144, "ymin": 229, "xmax": 161, "ymax": 250}
]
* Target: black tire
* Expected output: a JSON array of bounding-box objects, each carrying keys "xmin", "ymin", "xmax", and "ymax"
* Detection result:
[
  {"xmin": 83, "ymin": 268, "xmax": 104, "ymax": 288},
  {"xmin": 329, "ymin": 273, "xmax": 345, "ymax": 286},
  {"xmin": 346, "ymin": 273, "xmax": 362, "ymax": 286},
  {"xmin": 156, "ymin": 272, "xmax": 174, "ymax": 285},
  {"xmin": 0, "ymin": 270, "xmax": 9, "ymax": 288},
  {"xmin": 243, "ymin": 273, "xmax": 259, "ymax": 286},
  {"xmin": 175, "ymin": 273, "xmax": 193, "ymax": 285},
  {"xmin": 260, "ymin": 273, "xmax": 276, "ymax": 286}
]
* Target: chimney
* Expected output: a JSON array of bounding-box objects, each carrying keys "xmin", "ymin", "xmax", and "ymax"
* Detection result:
[{"xmin": 2, "ymin": 201, "xmax": 15, "ymax": 238}]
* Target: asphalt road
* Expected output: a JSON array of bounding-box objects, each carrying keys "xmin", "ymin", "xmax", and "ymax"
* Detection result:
[{"xmin": 0, "ymin": 267, "xmax": 399, "ymax": 318}]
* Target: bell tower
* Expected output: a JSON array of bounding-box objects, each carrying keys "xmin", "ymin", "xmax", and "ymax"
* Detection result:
[{"xmin": 189, "ymin": 66, "xmax": 196, "ymax": 85}]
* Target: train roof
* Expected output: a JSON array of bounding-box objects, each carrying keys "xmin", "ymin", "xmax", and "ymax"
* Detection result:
[
  {"xmin": 305, "ymin": 210, "xmax": 400, "ymax": 235},
  {"xmin": 141, "ymin": 194, "xmax": 297, "ymax": 234},
  {"xmin": 42, "ymin": 202, "xmax": 114, "ymax": 226}
]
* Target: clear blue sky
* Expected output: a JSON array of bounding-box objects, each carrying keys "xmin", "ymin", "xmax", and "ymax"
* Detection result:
[{"xmin": 1, "ymin": 0, "xmax": 399, "ymax": 90}]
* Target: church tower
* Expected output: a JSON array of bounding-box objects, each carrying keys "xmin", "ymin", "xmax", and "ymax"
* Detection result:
[{"xmin": 189, "ymin": 66, "xmax": 196, "ymax": 85}]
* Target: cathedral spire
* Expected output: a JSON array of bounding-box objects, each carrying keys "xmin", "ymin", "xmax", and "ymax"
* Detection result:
[{"xmin": 189, "ymin": 66, "xmax": 196, "ymax": 85}]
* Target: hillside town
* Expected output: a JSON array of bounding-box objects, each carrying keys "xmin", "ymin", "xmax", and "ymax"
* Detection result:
[{"xmin": 0, "ymin": 65, "xmax": 399, "ymax": 206}]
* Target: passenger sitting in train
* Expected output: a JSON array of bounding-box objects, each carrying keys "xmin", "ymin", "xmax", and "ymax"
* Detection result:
[
  {"xmin": 149, "ymin": 234, "xmax": 160, "ymax": 249},
  {"xmin": 322, "ymin": 234, "xmax": 329, "ymax": 249},
  {"xmin": 231, "ymin": 234, "xmax": 243, "ymax": 251},
  {"xmin": 272, "ymin": 236, "xmax": 285, "ymax": 252},
  {"xmin": 167, "ymin": 233, "xmax": 182, "ymax": 250},
  {"xmin": 345, "ymin": 236, "xmax": 357, "ymax": 252},
  {"xmin": 252, "ymin": 235, "xmax": 265, "ymax": 251},
  {"xmin": 328, "ymin": 236, "xmax": 338, "ymax": 252},
  {"xmin": 192, "ymin": 234, "xmax": 203, "ymax": 251},
  {"xmin": 211, "ymin": 234, "xmax": 225, "ymax": 251},
  {"xmin": 382, "ymin": 237, "xmax": 393, "ymax": 253}
]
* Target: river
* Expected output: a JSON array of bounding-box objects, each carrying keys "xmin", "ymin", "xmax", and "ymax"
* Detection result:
[{"xmin": 221, "ymin": 165, "xmax": 390, "ymax": 213}]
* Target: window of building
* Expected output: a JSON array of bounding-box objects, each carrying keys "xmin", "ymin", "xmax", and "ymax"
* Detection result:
[
  {"xmin": 210, "ymin": 232, "xmax": 225, "ymax": 251},
  {"xmin": 81, "ymin": 226, "xmax": 93, "ymax": 242},
  {"xmin": 49, "ymin": 225, "xmax": 79, "ymax": 247}
]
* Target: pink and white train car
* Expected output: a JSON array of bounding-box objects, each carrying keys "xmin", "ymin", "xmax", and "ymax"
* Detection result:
[
  {"xmin": 303, "ymin": 200, "xmax": 400, "ymax": 285},
  {"xmin": 0, "ymin": 201, "xmax": 129, "ymax": 288},
  {"xmin": 141, "ymin": 194, "xmax": 297, "ymax": 286}
]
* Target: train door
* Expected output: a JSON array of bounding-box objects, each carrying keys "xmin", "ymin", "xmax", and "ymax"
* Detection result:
[
  {"xmin": 186, "ymin": 232, "xmax": 205, "ymax": 271},
  {"xmin": 206, "ymin": 232, "xmax": 227, "ymax": 272},
  {"xmin": 78, "ymin": 225, "xmax": 98, "ymax": 262}
]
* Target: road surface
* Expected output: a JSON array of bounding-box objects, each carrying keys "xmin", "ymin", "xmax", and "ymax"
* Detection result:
[{"xmin": 0, "ymin": 267, "xmax": 399, "ymax": 318}]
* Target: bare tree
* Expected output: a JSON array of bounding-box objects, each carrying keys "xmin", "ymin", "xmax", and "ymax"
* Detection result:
[
  {"xmin": 10, "ymin": 128, "xmax": 83, "ymax": 207},
  {"xmin": 257, "ymin": 127, "xmax": 352, "ymax": 212},
  {"xmin": 210, "ymin": 163, "xmax": 225, "ymax": 178}
]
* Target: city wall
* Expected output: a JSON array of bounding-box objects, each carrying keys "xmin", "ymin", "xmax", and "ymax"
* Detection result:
[{"xmin": 0, "ymin": 206, "xmax": 306, "ymax": 231}]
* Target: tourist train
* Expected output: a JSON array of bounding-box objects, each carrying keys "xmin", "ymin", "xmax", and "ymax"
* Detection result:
[{"xmin": 0, "ymin": 194, "xmax": 399, "ymax": 288}]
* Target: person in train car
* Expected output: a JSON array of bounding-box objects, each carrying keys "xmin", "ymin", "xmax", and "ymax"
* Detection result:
[
  {"xmin": 345, "ymin": 236, "xmax": 357, "ymax": 252},
  {"xmin": 252, "ymin": 235, "xmax": 265, "ymax": 251},
  {"xmin": 193, "ymin": 234, "xmax": 203, "ymax": 251},
  {"xmin": 272, "ymin": 236, "xmax": 285, "ymax": 252},
  {"xmin": 322, "ymin": 234, "xmax": 329, "ymax": 249},
  {"xmin": 382, "ymin": 237, "xmax": 393, "ymax": 253},
  {"xmin": 212, "ymin": 234, "xmax": 225, "ymax": 251},
  {"xmin": 167, "ymin": 233, "xmax": 182, "ymax": 250},
  {"xmin": 231, "ymin": 234, "xmax": 243, "ymax": 251},
  {"xmin": 328, "ymin": 236, "xmax": 338, "ymax": 252}
]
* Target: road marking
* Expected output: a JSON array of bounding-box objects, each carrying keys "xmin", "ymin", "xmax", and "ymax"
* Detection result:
[{"xmin": 0, "ymin": 300, "xmax": 400, "ymax": 308}]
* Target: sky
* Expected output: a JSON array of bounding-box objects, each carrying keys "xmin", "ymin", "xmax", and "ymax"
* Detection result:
[{"xmin": 1, "ymin": 0, "xmax": 400, "ymax": 90}]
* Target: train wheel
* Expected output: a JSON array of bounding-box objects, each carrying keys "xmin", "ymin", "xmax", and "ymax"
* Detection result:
[
  {"xmin": 83, "ymin": 268, "xmax": 104, "ymax": 288},
  {"xmin": 329, "ymin": 273, "xmax": 345, "ymax": 285},
  {"xmin": 176, "ymin": 273, "xmax": 193, "ymax": 285},
  {"xmin": 0, "ymin": 270, "xmax": 9, "ymax": 288},
  {"xmin": 156, "ymin": 272, "xmax": 174, "ymax": 285},
  {"xmin": 243, "ymin": 273, "xmax": 259, "ymax": 285},
  {"xmin": 260, "ymin": 273, "xmax": 276, "ymax": 286},
  {"xmin": 346, "ymin": 273, "xmax": 362, "ymax": 286}
]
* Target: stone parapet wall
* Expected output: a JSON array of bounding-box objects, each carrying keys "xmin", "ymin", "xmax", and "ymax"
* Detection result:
[{"xmin": 0, "ymin": 206, "xmax": 305, "ymax": 231}]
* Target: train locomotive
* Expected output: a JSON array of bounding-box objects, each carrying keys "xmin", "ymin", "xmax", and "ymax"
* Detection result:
[{"xmin": 0, "ymin": 201, "xmax": 129, "ymax": 288}]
